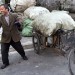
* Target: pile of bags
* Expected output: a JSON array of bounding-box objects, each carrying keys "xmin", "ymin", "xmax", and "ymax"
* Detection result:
[
  {"xmin": 10, "ymin": 0, "xmax": 36, "ymax": 36},
  {"xmin": 21, "ymin": 6, "xmax": 51, "ymax": 36},
  {"xmin": 21, "ymin": 6, "xmax": 50, "ymax": 36},
  {"xmin": 31, "ymin": 11, "xmax": 75, "ymax": 36},
  {"xmin": 10, "ymin": 0, "xmax": 36, "ymax": 12},
  {"xmin": 10, "ymin": 0, "xmax": 75, "ymax": 37}
]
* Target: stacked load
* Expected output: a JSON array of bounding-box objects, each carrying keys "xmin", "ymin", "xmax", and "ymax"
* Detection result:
[
  {"xmin": 10, "ymin": 0, "xmax": 36, "ymax": 12},
  {"xmin": 24, "ymin": 6, "xmax": 50, "ymax": 20},
  {"xmin": 31, "ymin": 11, "xmax": 75, "ymax": 36}
]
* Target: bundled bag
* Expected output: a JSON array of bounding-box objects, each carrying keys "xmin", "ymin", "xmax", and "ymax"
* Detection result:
[
  {"xmin": 32, "ymin": 11, "xmax": 75, "ymax": 36},
  {"xmin": 21, "ymin": 19, "xmax": 33, "ymax": 37},
  {"xmin": 51, "ymin": 11, "xmax": 75, "ymax": 30},
  {"xmin": 24, "ymin": 6, "xmax": 50, "ymax": 20},
  {"xmin": 10, "ymin": 0, "xmax": 36, "ymax": 12},
  {"xmin": 32, "ymin": 13, "xmax": 61, "ymax": 36}
]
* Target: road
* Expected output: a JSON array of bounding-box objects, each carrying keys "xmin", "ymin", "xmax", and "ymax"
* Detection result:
[{"xmin": 0, "ymin": 48, "xmax": 70, "ymax": 75}]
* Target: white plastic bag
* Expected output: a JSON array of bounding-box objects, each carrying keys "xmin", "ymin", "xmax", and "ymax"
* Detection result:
[
  {"xmin": 10, "ymin": 0, "xmax": 36, "ymax": 12},
  {"xmin": 51, "ymin": 11, "xmax": 75, "ymax": 30},
  {"xmin": 24, "ymin": 6, "xmax": 50, "ymax": 20}
]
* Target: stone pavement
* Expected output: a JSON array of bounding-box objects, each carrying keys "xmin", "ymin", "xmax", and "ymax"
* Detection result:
[{"xmin": 0, "ymin": 48, "xmax": 71, "ymax": 75}]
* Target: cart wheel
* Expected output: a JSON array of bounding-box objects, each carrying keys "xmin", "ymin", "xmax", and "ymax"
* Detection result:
[
  {"xmin": 32, "ymin": 33, "xmax": 41, "ymax": 54},
  {"xmin": 68, "ymin": 49, "xmax": 75, "ymax": 75}
]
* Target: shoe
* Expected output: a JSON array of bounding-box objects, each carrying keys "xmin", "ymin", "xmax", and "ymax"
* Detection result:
[
  {"xmin": 22, "ymin": 56, "xmax": 28, "ymax": 60},
  {"xmin": 0, "ymin": 64, "xmax": 9, "ymax": 69}
]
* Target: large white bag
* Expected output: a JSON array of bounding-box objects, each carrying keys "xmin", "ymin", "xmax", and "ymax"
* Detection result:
[
  {"xmin": 10, "ymin": 0, "xmax": 36, "ymax": 12},
  {"xmin": 32, "ymin": 11, "xmax": 75, "ymax": 36},
  {"xmin": 24, "ymin": 6, "xmax": 50, "ymax": 20},
  {"xmin": 51, "ymin": 11, "xmax": 75, "ymax": 30},
  {"xmin": 32, "ymin": 13, "xmax": 61, "ymax": 36}
]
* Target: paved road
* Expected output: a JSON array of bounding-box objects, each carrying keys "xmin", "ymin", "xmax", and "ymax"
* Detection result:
[{"xmin": 0, "ymin": 48, "xmax": 70, "ymax": 75}]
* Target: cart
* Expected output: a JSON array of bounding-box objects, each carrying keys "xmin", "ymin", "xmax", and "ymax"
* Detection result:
[
  {"xmin": 32, "ymin": 28, "xmax": 75, "ymax": 75},
  {"xmin": 32, "ymin": 28, "xmax": 64, "ymax": 54}
]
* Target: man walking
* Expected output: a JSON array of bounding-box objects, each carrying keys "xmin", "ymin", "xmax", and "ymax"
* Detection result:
[{"xmin": 0, "ymin": 4, "xmax": 28, "ymax": 69}]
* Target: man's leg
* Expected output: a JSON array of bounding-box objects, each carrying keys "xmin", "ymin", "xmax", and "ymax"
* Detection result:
[
  {"xmin": 1, "ymin": 43, "xmax": 10, "ymax": 69},
  {"xmin": 11, "ymin": 40, "xmax": 28, "ymax": 60}
]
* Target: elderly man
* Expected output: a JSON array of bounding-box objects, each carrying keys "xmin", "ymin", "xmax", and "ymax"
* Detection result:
[{"xmin": 0, "ymin": 4, "xmax": 28, "ymax": 69}]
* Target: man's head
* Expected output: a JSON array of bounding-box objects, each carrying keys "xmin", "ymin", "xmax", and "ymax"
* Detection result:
[{"xmin": 0, "ymin": 4, "xmax": 9, "ymax": 15}]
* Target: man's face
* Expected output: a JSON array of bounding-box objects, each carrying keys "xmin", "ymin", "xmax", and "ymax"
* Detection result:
[{"xmin": 0, "ymin": 6, "xmax": 7, "ymax": 15}]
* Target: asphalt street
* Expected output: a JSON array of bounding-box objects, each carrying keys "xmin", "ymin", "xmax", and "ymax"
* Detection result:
[{"xmin": 0, "ymin": 48, "xmax": 70, "ymax": 75}]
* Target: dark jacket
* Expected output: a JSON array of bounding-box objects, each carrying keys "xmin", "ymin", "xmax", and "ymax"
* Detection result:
[{"xmin": 0, "ymin": 12, "xmax": 21, "ymax": 43}]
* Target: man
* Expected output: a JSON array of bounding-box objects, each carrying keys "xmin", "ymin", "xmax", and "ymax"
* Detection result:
[{"xmin": 0, "ymin": 4, "xmax": 28, "ymax": 69}]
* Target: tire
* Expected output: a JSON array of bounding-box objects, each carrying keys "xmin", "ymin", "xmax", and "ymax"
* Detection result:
[
  {"xmin": 68, "ymin": 49, "xmax": 75, "ymax": 75},
  {"xmin": 32, "ymin": 33, "xmax": 41, "ymax": 54}
]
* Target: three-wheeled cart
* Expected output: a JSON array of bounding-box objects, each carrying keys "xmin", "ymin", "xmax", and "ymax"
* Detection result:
[
  {"xmin": 32, "ymin": 28, "xmax": 64, "ymax": 54},
  {"xmin": 32, "ymin": 28, "xmax": 75, "ymax": 75}
]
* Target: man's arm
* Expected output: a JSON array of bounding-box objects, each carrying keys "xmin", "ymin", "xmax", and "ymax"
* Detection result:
[{"xmin": 14, "ymin": 14, "xmax": 22, "ymax": 31}]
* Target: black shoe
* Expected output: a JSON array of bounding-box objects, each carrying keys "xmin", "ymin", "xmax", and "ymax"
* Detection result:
[
  {"xmin": 0, "ymin": 64, "xmax": 9, "ymax": 69},
  {"xmin": 22, "ymin": 56, "xmax": 28, "ymax": 60}
]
